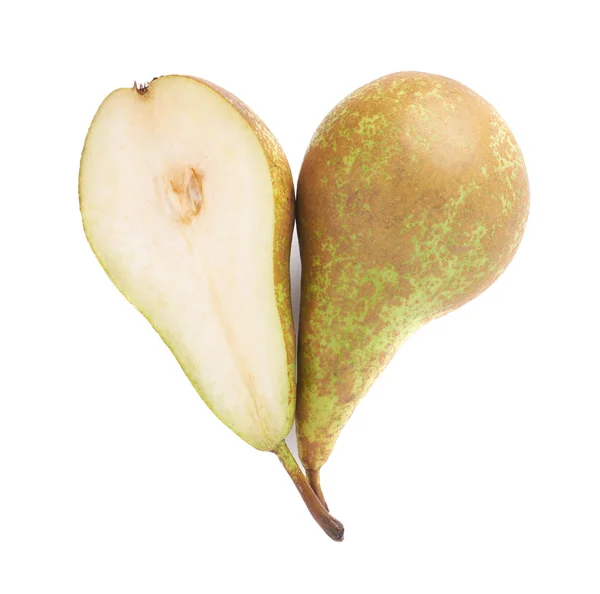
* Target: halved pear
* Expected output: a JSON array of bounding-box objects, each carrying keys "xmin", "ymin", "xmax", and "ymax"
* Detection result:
[{"xmin": 79, "ymin": 75, "xmax": 343, "ymax": 540}]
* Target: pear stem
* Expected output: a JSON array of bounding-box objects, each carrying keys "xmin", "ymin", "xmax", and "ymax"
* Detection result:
[
  {"xmin": 306, "ymin": 469, "xmax": 329, "ymax": 511},
  {"xmin": 272, "ymin": 441, "xmax": 344, "ymax": 542}
]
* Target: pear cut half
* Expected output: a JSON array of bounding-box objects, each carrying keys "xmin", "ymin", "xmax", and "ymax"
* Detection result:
[
  {"xmin": 79, "ymin": 76, "xmax": 344, "ymax": 540},
  {"xmin": 79, "ymin": 76, "xmax": 294, "ymax": 451}
]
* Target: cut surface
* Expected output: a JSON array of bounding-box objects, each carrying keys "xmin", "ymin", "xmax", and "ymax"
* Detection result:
[{"xmin": 80, "ymin": 76, "xmax": 291, "ymax": 450}]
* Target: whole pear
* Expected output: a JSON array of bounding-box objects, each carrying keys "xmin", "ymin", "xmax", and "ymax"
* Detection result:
[{"xmin": 296, "ymin": 72, "xmax": 529, "ymax": 505}]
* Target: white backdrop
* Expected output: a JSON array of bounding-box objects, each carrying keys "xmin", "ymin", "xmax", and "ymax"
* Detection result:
[{"xmin": 1, "ymin": 1, "xmax": 599, "ymax": 592}]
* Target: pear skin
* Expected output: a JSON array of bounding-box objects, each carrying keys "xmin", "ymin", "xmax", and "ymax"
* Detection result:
[{"xmin": 296, "ymin": 72, "xmax": 529, "ymax": 502}]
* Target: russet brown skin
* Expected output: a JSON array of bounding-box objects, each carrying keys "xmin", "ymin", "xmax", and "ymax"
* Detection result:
[{"xmin": 296, "ymin": 72, "xmax": 529, "ymax": 504}]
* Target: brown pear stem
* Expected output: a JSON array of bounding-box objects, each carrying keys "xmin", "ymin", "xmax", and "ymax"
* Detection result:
[
  {"xmin": 306, "ymin": 469, "xmax": 329, "ymax": 511},
  {"xmin": 272, "ymin": 441, "xmax": 344, "ymax": 542}
]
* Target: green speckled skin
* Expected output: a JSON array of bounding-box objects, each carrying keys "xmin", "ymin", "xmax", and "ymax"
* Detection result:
[{"xmin": 296, "ymin": 72, "xmax": 529, "ymax": 472}]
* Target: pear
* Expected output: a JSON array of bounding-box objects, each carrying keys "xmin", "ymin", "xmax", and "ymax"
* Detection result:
[
  {"xmin": 296, "ymin": 72, "xmax": 529, "ymax": 506},
  {"xmin": 79, "ymin": 75, "xmax": 343, "ymax": 540}
]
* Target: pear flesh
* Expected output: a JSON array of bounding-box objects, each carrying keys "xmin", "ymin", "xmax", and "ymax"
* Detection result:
[
  {"xmin": 80, "ymin": 76, "xmax": 343, "ymax": 540},
  {"xmin": 80, "ymin": 76, "xmax": 293, "ymax": 450},
  {"xmin": 296, "ymin": 72, "xmax": 530, "ymax": 504}
]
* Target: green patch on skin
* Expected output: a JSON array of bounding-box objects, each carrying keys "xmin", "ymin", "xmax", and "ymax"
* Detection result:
[
  {"xmin": 342, "ymin": 147, "xmax": 361, "ymax": 174},
  {"xmin": 357, "ymin": 114, "xmax": 389, "ymax": 137}
]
